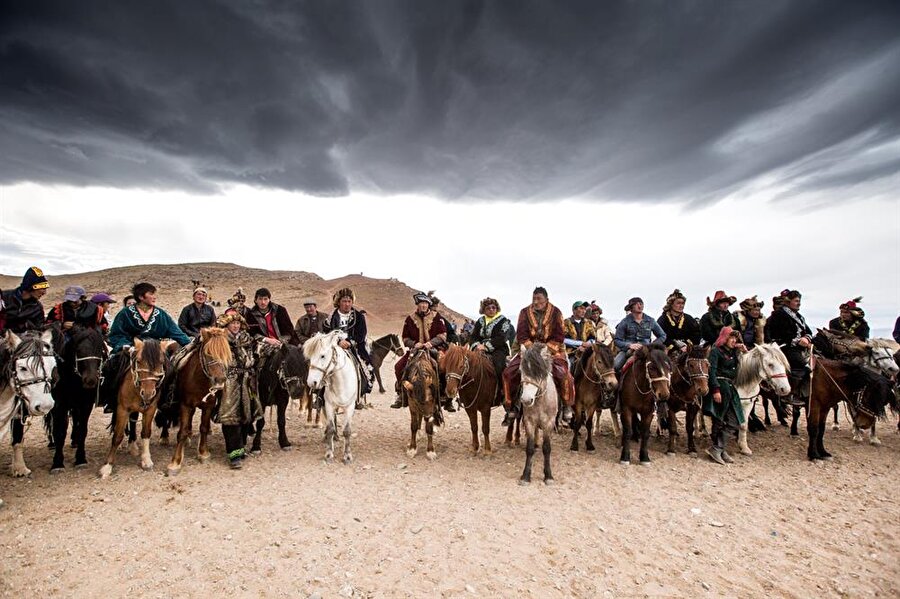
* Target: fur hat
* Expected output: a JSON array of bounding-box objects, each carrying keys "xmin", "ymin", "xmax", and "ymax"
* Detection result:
[
  {"xmin": 662, "ymin": 289, "xmax": 686, "ymax": 313},
  {"xmin": 479, "ymin": 297, "xmax": 500, "ymax": 314},
  {"xmin": 714, "ymin": 326, "xmax": 741, "ymax": 348},
  {"xmin": 589, "ymin": 301, "xmax": 602, "ymax": 316},
  {"xmin": 216, "ymin": 310, "xmax": 248, "ymax": 329},
  {"xmin": 771, "ymin": 294, "xmax": 786, "ymax": 311},
  {"xmin": 332, "ymin": 287, "xmax": 355, "ymax": 308},
  {"xmin": 739, "ymin": 295, "xmax": 764, "ymax": 312},
  {"xmin": 839, "ymin": 296, "xmax": 865, "ymax": 318},
  {"xmin": 779, "ymin": 288, "xmax": 801, "ymax": 301},
  {"xmin": 193, "ymin": 287, "xmax": 208, "ymax": 296},
  {"xmin": 20, "ymin": 266, "xmax": 49, "ymax": 291},
  {"xmin": 706, "ymin": 290, "xmax": 736, "ymax": 307},
  {"xmin": 624, "ymin": 297, "xmax": 643, "ymax": 312},
  {"xmin": 413, "ymin": 292, "xmax": 433, "ymax": 306},
  {"xmin": 228, "ymin": 288, "xmax": 246, "ymax": 307},
  {"xmin": 301, "ymin": 297, "xmax": 317, "ymax": 306}
]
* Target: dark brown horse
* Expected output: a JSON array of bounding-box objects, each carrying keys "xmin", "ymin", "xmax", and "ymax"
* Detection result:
[
  {"xmin": 400, "ymin": 350, "xmax": 441, "ymax": 460},
  {"xmin": 570, "ymin": 345, "xmax": 617, "ymax": 452},
  {"xmin": 166, "ymin": 328, "xmax": 231, "ymax": 476},
  {"xmin": 661, "ymin": 345, "xmax": 709, "ymax": 456},
  {"xmin": 440, "ymin": 344, "xmax": 497, "ymax": 455},
  {"xmin": 370, "ymin": 333, "xmax": 404, "ymax": 393},
  {"xmin": 100, "ymin": 338, "xmax": 179, "ymax": 478},
  {"xmin": 618, "ymin": 344, "xmax": 672, "ymax": 465}
]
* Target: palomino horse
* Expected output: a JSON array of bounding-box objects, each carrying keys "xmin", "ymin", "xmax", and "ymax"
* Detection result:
[
  {"xmin": 1, "ymin": 330, "xmax": 57, "ymax": 482},
  {"xmin": 518, "ymin": 343, "xmax": 558, "ymax": 485},
  {"xmin": 251, "ymin": 342, "xmax": 306, "ymax": 453},
  {"xmin": 304, "ymin": 331, "xmax": 359, "ymax": 464},
  {"xmin": 370, "ymin": 333, "xmax": 404, "ymax": 393},
  {"xmin": 48, "ymin": 325, "xmax": 107, "ymax": 473},
  {"xmin": 100, "ymin": 338, "xmax": 178, "ymax": 478},
  {"xmin": 401, "ymin": 350, "xmax": 442, "ymax": 459},
  {"xmin": 570, "ymin": 344, "xmax": 617, "ymax": 452},
  {"xmin": 618, "ymin": 344, "xmax": 671, "ymax": 466},
  {"xmin": 662, "ymin": 345, "xmax": 709, "ymax": 456},
  {"xmin": 733, "ymin": 343, "xmax": 792, "ymax": 455},
  {"xmin": 440, "ymin": 344, "xmax": 497, "ymax": 455},
  {"xmin": 165, "ymin": 328, "xmax": 231, "ymax": 476}
]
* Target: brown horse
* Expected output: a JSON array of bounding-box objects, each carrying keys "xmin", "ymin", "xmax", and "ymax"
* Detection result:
[
  {"xmin": 570, "ymin": 345, "xmax": 617, "ymax": 452},
  {"xmin": 618, "ymin": 344, "xmax": 672, "ymax": 465},
  {"xmin": 440, "ymin": 344, "xmax": 497, "ymax": 455},
  {"xmin": 805, "ymin": 356, "xmax": 896, "ymax": 461},
  {"xmin": 166, "ymin": 328, "xmax": 231, "ymax": 476},
  {"xmin": 400, "ymin": 350, "xmax": 441, "ymax": 460},
  {"xmin": 99, "ymin": 338, "xmax": 179, "ymax": 479},
  {"xmin": 662, "ymin": 345, "xmax": 709, "ymax": 456}
]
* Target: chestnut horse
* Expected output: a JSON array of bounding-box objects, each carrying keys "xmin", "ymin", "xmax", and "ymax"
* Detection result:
[
  {"xmin": 570, "ymin": 344, "xmax": 617, "ymax": 452},
  {"xmin": 618, "ymin": 344, "xmax": 672, "ymax": 465},
  {"xmin": 166, "ymin": 328, "xmax": 231, "ymax": 476},
  {"xmin": 400, "ymin": 350, "xmax": 441, "ymax": 460},
  {"xmin": 440, "ymin": 344, "xmax": 497, "ymax": 455},
  {"xmin": 661, "ymin": 345, "xmax": 709, "ymax": 456},
  {"xmin": 100, "ymin": 338, "xmax": 178, "ymax": 478}
]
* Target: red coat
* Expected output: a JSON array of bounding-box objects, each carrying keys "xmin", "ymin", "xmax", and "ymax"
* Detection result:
[
  {"xmin": 401, "ymin": 310, "xmax": 447, "ymax": 347},
  {"xmin": 516, "ymin": 303, "xmax": 565, "ymax": 355}
]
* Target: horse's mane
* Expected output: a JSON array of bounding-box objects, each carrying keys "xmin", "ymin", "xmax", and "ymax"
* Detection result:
[
  {"xmin": 521, "ymin": 343, "xmax": 550, "ymax": 380},
  {"xmin": 736, "ymin": 343, "xmax": 789, "ymax": 388},
  {"xmin": 869, "ymin": 338, "xmax": 900, "ymax": 351},
  {"xmin": 646, "ymin": 343, "xmax": 671, "ymax": 373},
  {"xmin": 302, "ymin": 331, "xmax": 343, "ymax": 361},
  {"xmin": 70, "ymin": 325, "xmax": 106, "ymax": 355},
  {"xmin": 201, "ymin": 327, "xmax": 233, "ymax": 366},
  {"xmin": 138, "ymin": 338, "xmax": 163, "ymax": 371}
]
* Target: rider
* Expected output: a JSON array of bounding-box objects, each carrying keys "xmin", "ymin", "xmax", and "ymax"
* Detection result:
[
  {"xmin": 766, "ymin": 289, "xmax": 813, "ymax": 406},
  {"xmin": 294, "ymin": 298, "xmax": 330, "ymax": 346},
  {"xmin": 245, "ymin": 288, "xmax": 298, "ymax": 346},
  {"xmin": 392, "ymin": 292, "xmax": 448, "ymax": 409},
  {"xmin": 0, "ymin": 266, "xmax": 50, "ymax": 335},
  {"xmin": 226, "ymin": 287, "xmax": 252, "ymax": 320},
  {"xmin": 828, "ymin": 297, "xmax": 870, "ymax": 341},
  {"xmin": 588, "ymin": 302, "xmax": 614, "ymax": 348},
  {"xmin": 657, "ymin": 289, "xmax": 701, "ymax": 352},
  {"xmin": 46, "ymin": 285, "xmax": 103, "ymax": 335},
  {"xmin": 429, "ymin": 294, "xmax": 459, "ymax": 344},
  {"xmin": 502, "ymin": 287, "xmax": 576, "ymax": 426},
  {"xmin": 703, "ymin": 326, "xmax": 746, "ymax": 465},
  {"xmin": 564, "ymin": 301, "xmax": 596, "ymax": 370},
  {"xmin": 216, "ymin": 310, "xmax": 261, "ymax": 470},
  {"xmin": 324, "ymin": 287, "xmax": 374, "ymax": 397},
  {"xmin": 700, "ymin": 290, "xmax": 737, "ymax": 346},
  {"xmin": 734, "ymin": 295, "xmax": 766, "ymax": 349},
  {"xmin": 468, "ymin": 297, "xmax": 513, "ymax": 405},
  {"xmin": 177, "ymin": 287, "xmax": 217, "ymax": 338},
  {"xmin": 613, "ymin": 297, "xmax": 667, "ymax": 372},
  {"xmin": 90, "ymin": 293, "xmax": 117, "ymax": 335}
]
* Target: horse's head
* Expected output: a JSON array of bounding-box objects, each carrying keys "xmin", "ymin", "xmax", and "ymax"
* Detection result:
[
  {"xmin": 682, "ymin": 344, "xmax": 710, "ymax": 398},
  {"xmin": 200, "ymin": 327, "xmax": 232, "ymax": 392},
  {"xmin": 303, "ymin": 331, "xmax": 346, "ymax": 391},
  {"xmin": 589, "ymin": 344, "xmax": 618, "ymax": 394},
  {"xmin": 520, "ymin": 343, "xmax": 551, "ymax": 407},
  {"xmin": 754, "ymin": 344, "xmax": 791, "ymax": 396},
  {"xmin": 5, "ymin": 330, "xmax": 57, "ymax": 416},
  {"xmin": 70, "ymin": 325, "xmax": 106, "ymax": 389},
  {"xmin": 388, "ymin": 334, "xmax": 404, "ymax": 357},
  {"xmin": 279, "ymin": 344, "xmax": 307, "ymax": 399},
  {"xmin": 645, "ymin": 344, "xmax": 672, "ymax": 401},
  {"xmin": 439, "ymin": 344, "xmax": 467, "ymax": 399},
  {"xmin": 402, "ymin": 351, "xmax": 439, "ymax": 423},
  {"xmin": 867, "ymin": 346, "xmax": 899, "ymax": 379},
  {"xmin": 130, "ymin": 338, "xmax": 171, "ymax": 403}
]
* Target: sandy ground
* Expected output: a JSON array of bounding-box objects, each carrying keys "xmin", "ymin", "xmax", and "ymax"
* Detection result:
[{"xmin": 1, "ymin": 363, "xmax": 899, "ymax": 598}]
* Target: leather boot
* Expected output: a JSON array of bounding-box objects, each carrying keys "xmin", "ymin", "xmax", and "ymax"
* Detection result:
[
  {"xmin": 390, "ymin": 395, "xmax": 403, "ymax": 409},
  {"xmin": 706, "ymin": 446, "xmax": 726, "ymax": 465},
  {"xmin": 501, "ymin": 404, "xmax": 518, "ymax": 427},
  {"xmin": 442, "ymin": 397, "xmax": 456, "ymax": 412}
]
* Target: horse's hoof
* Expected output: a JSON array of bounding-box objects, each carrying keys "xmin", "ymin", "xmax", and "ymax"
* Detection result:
[
  {"xmin": 619, "ymin": 461, "xmax": 630, "ymax": 466},
  {"xmin": 166, "ymin": 466, "xmax": 181, "ymax": 477},
  {"xmin": 50, "ymin": 467, "xmax": 65, "ymax": 475},
  {"xmin": 198, "ymin": 454, "xmax": 210, "ymax": 464},
  {"xmin": 688, "ymin": 451, "xmax": 698, "ymax": 458},
  {"xmin": 518, "ymin": 478, "xmax": 530, "ymax": 486},
  {"xmin": 822, "ymin": 455, "xmax": 834, "ymax": 461},
  {"xmin": 281, "ymin": 445, "xmax": 293, "ymax": 452},
  {"xmin": 406, "ymin": 448, "xmax": 417, "ymax": 458},
  {"xmin": 740, "ymin": 448, "xmax": 753, "ymax": 456},
  {"xmin": 74, "ymin": 462, "xmax": 88, "ymax": 470},
  {"xmin": 128, "ymin": 443, "xmax": 140, "ymax": 457},
  {"xmin": 99, "ymin": 464, "xmax": 112, "ymax": 479},
  {"xmin": 313, "ymin": 422, "xmax": 322, "ymax": 429},
  {"xmin": 159, "ymin": 438, "xmax": 170, "ymax": 447},
  {"xmin": 250, "ymin": 449, "xmax": 262, "ymax": 457},
  {"xmin": 870, "ymin": 438, "xmax": 882, "ymax": 447},
  {"xmin": 544, "ymin": 478, "xmax": 554, "ymax": 486},
  {"xmin": 426, "ymin": 451, "xmax": 437, "ymax": 461},
  {"xmin": 342, "ymin": 454, "xmax": 353, "ymax": 465},
  {"xmin": 666, "ymin": 451, "xmax": 676, "ymax": 456},
  {"xmin": 11, "ymin": 467, "xmax": 31, "ymax": 478},
  {"xmin": 141, "ymin": 462, "xmax": 154, "ymax": 471},
  {"xmin": 639, "ymin": 460, "xmax": 651, "ymax": 466},
  {"xmin": 586, "ymin": 447, "xmax": 596, "ymax": 453},
  {"xmin": 831, "ymin": 424, "xmax": 840, "ymax": 431},
  {"xmin": 324, "ymin": 455, "xmax": 334, "ymax": 464}
]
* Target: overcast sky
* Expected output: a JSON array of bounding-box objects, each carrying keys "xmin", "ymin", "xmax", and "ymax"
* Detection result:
[{"xmin": 1, "ymin": 1, "xmax": 898, "ymax": 334}]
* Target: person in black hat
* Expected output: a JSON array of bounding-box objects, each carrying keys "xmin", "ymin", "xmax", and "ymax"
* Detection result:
[
  {"xmin": 613, "ymin": 297, "xmax": 667, "ymax": 371},
  {"xmin": 828, "ymin": 297, "xmax": 870, "ymax": 341},
  {"xmin": 0, "ymin": 266, "xmax": 50, "ymax": 335},
  {"xmin": 699, "ymin": 290, "xmax": 737, "ymax": 345},
  {"xmin": 767, "ymin": 289, "xmax": 813, "ymax": 406}
]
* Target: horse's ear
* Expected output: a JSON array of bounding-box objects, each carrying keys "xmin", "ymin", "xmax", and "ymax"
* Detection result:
[
  {"xmin": 40, "ymin": 329, "xmax": 54, "ymax": 346},
  {"xmin": 402, "ymin": 381, "xmax": 414, "ymax": 391},
  {"xmin": 200, "ymin": 328, "xmax": 210, "ymax": 343},
  {"xmin": 6, "ymin": 330, "xmax": 21, "ymax": 348},
  {"xmin": 161, "ymin": 340, "xmax": 179, "ymax": 357}
]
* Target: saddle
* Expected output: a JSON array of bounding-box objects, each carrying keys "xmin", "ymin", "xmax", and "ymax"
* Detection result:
[{"xmin": 171, "ymin": 338, "xmax": 199, "ymax": 373}]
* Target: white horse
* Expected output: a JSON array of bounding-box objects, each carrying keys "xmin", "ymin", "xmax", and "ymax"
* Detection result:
[
  {"xmin": 303, "ymin": 331, "xmax": 360, "ymax": 464},
  {"xmin": 1, "ymin": 330, "xmax": 57, "ymax": 507},
  {"xmin": 847, "ymin": 339, "xmax": 899, "ymax": 445},
  {"xmin": 734, "ymin": 343, "xmax": 792, "ymax": 456}
]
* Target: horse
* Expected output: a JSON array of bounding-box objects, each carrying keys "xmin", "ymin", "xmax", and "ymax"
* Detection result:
[
  {"xmin": 46, "ymin": 325, "xmax": 107, "ymax": 473},
  {"xmin": 400, "ymin": 349, "xmax": 442, "ymax": 459},
  {"xmin": 844, "ymin": 339, "xmax": 899, "ymax": 445},
  {"xmin": 661, "ymin": 345, "xmax": 709, "ymax": 456},
  {"xmin": 99, "ymin": 338, "xmax": 179, "ymax": 478},
  {"xmin": 304, "ymin": 331, "xmax": 359, "ymax": 464},
  {"xmin": 804, "ymin": 356, "xmax": 897, "ymax": 461},
  {"xmin": 1, "ymin": 330, "xmax": 57, "ymax": 483},
  {"xmin": 251, "ymin": 342, "xmax": 306, "ymax": 454},
  {"xmin": 369, "ymin": 333, "xmax": 404, "ymax": 393},
  {"xmin": 440, "ymin": 344, "xmax": 497, "ymax": 456},
  {"xmin": 569, "ymin": 344, "xmax": 617, "ymax": 452},
  {"xmin": 518, "ymin": 343, "xmax": 558, "ymax": 485},
  {"xmin": 733, "ymin": 343, "xmax": 792, "ymax": 455},
  {"xmin": 165, "ymin": 328, "xmax": 231, "ymax": 476},
  {"xmin": 618, "ymin": 344, "xmax": 671, "ymax": 465}
]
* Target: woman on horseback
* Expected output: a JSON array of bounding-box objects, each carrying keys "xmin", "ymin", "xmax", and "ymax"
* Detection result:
[
  {"xmin": 703, "ymin": 326, "xmax": 746, "ymax": 465},
  {"xmin": 468, "ymin": 297, "xmax": 512, "ymax": 404}
]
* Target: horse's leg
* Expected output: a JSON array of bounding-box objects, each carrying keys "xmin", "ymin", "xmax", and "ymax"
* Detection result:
[
  {"xmin": 505, "ymin": 416, "xmax": 514, "ymax": 448},
  {"xmin": 569, "ymin": 406, "xmax": 582, "ymax": 452},
  {"xmin": 738, "ymin": 399, "xmax": 753, "ymax": 456},
  {"xmin": 790, "ymin": 406, "xmax": 801, "ymax": 437},
  {"xmin": 277, "ymin": 398, "xmax": 291, "ymax": 450},
  {"xmin": 322, "ymin": 403, "xmax": 336, "ymax": 463},
  {"xmin": 666, "ymin": 407, "xmax": 678, "ymax": 455},
  {"xmin": 584, "ymin": 404, "xmax": 596, "ymax": 452},
  {"xmin": 100, "ymin": 405, "xmax": 129, "ymax": 479},
  {"xmin": 519, "ymin": 420, "xmax": 535, "ymax": 485},
  {"xmin": 762, "ymin": 396, "xmax": 772, "ymax": 427},
  {"xmin": 515, "ymin": 412, "xmax": 522, "ymax": 445},
  {"xmin": 305, "ymin": 394, "xmax": 313, "ymax": 427},
  {"xmin": 869, "ymin": 422, "xmax": 881, "ymax": 446},
  {"xmin": 639, "ymin": 410, "xmax": 652, "ymax": 465},
  {"xmin": 542, "ymin": 425, "xmax": 554, "ymax": 484},
  {"xmin": 74, "ymin": 398, "xmax": 90, "ymax": 468},
  {"xmin": 198, "ymin": 405, "xmax": 213, "ymax": 462},
  {"xmin": 50, "ymin": 402, "xmax": 68, "ymax": 473},
  {"xmin": 467, "ymin": 408, "xmax": 479, "ymax": 454},
  {"xmin": 407, "ymin": 410, "xmax": 420, "ymax": 458},
  {"xmin": 375, "ymin": 367, "xmax": 385, "ymax": 394},
  {"xmin": 167, "ymin": 403, "xmax": 193, "ymax": 476},
  {"xmin": 127, "ymin": 412, "xmax": 140, "ymax": 456},
  {"xmin": 159, "ymin": 419, "xmax": 170, "ymax": 446},
  {"xmin": 251, "ymin": 414, "xmax": 264, "ymax": 455},
  {"xmin": 832, "ymin": 404, "xmax": 840, "ymax": 431},
  {"xmin": 425, "ymin": 416, "xmax": 436, "ymax": 461},
  {"xmin": 806, "ymin": 399, "xmax": 822, "ymax": 460},
  {"xmin": 342, "ymin": 405, "xmax": 354, "ymax": 464},
  {"xmin": 697, "ymin": 411, "xmax": 709, "ymax": 437},
  {"xmin": 686, "ymin": 404, "xmax": 698, "ymax": 456},
  {"xmin": 775, "ymin": 399, "xmax": 788, "ymax": 427},
  {"xmin": 481, "ymin": 404, "xmax": 492, "ymax": 455},
  {"xmin": 619, "ymin": 408, "xmax": 632, "ymax": 465},
  {"xmin": 609, "ymin": 407, "xmax": 621, "ymax": 439},
  {"xmin": 140, "ymin": 406, "xmax": 157, "ymax": 471}
]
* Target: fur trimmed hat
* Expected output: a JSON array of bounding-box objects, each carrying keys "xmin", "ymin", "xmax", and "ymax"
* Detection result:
[
  {"xmin": 714, "ymin": 326, "xmax": 741, "ymax": 348},
  {"xmin": 739, "ymin": 295, "xmax": 764, "ymax": 312},
  {"xmin": 589, "ymin": 301, "xmax": 602, "ymax": 316},
  {"xmin": 332, "ymin": 287, "xmax": 355, "ymax": 308},
  {"xmin": 227, "ymin": 287, "xmax": 246, "ymax": 307},
  {"xmin": 779, "ymin": 288, "xmax": 801, "ymax": 301},
  {"xmin": 706, "ymin": 290, "xmax": 736, "ymax": 307},
  {"xmin": 413, "ymin": 292, "xmax": 433, "ymax": 306},
  {"xmin": 479, "ymin": 297, "xmax": 500, "ymax": 314},
  {"xmin": 663, "ymin": 289, "xmax": 686, "ymax": 313},
  {"xmin": 216, "ymin": 309, "xmax": 247, "ymax": 329},
  {"xmin": 839, "ymin": 296, "xmax": 865, "ymax": 318},
  {"xmin": 624, "ymin": 297, "xmax": 643, "ymax": 312}
]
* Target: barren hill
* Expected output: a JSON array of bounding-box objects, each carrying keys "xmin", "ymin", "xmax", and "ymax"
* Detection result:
[{"xmin": 0, "ymin": 263, "xmax": 468, "ymax": 336}]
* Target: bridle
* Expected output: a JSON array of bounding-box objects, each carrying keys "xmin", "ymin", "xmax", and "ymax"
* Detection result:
[
  {"xmin": 197, "ymin": 349, "xmax": 226, "ymax": 406},
  {"xmin": 308, "ymin": 345, "xmax": 342, "ymax": 384},
  {"xmin": 130, "ymin": 350, "xmax": 166, "ymax": 410},
  {"xmin": 374, "ymin": 335, "xmax": 404, "ymax": 357},
  {"xmin": 519, "ymin": 374, "xmax": 547, "ymax": 408},
  {"xmin": 632, "ymin": 359, "xmax": 671, "ymax": 400},
  {"xmin": 7, "ymin": 340, "xmax": 57, "ymax": 422},
  {"xmin": 580, "ymin": 350, "xmax": 616, "ymax": 386},
  {"xmin": 444, "ymin": 350, "xmax": 485, "ymax": 410}
]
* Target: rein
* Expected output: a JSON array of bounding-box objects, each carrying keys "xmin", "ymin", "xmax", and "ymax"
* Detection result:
[
  {"xmin": 129, "ymin": 351, "xmax": 166, "ymax": 410},
  {"xmin": 580, "ymin": 353, "xmax": 615, "ymax": 386},
  {"xmin": 632, "ymin": 360, "xmax": 671, "ymax": 399},
  {"xmin": 818, "ymin": 361, "xmax": 877, "ymax": 421},
  {"xmin": 445, "ymin": 351, "xmax": 486, "ymax": 410},
  {"xmin": 197, "ymin": 350, "xmax": 224, "ymax": 406}
]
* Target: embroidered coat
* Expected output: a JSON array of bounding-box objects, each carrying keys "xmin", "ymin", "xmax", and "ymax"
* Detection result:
[
  {"xmin": 767, "ymin": 307, "xmax": 813, "ymax": 369},
  {"xmin": 515, "ymin": 303, "xmax": 566, "ymax": 355},
  {"xmin": 735, "ymin": 311, "xmax": 766, "ymax": 348},
  {"xmin": 325, "ymin": 308, "xmax": 371, "ymax": 364},
  {"xmin": 219, "ymin": 329, "xmax": 262, "ymax": 427},
  {"xmin": 827, "ymin": 316, "xmax": 870, "ymax": 341},
  {"xmin": 657, "ymin": 311, "xmax": 701, "ymax": 348},
  {"xmin": 703, "ymin": 345, "xmax": 745, "ymax": 424},
  {"xmin": 108, "ymin": 304, "xmax": 190, "ymax": 353},
  {"xmin": 46, "ymin": 301, "xmax": 103, "ymax": 330},
  {"xmin": 470, "ymin": 314, "xmax": 513, "ymax": 376},
  {"xmin": 699, "ymin": 308, "xmax": 736, "ymax": 345},
  {"xmin": 563, "ymin": 317, "xmax": 596, "ymax": 357},
  {"xmin": 401, "ymin": 310, "xmax": 447, "ymax": 349}
]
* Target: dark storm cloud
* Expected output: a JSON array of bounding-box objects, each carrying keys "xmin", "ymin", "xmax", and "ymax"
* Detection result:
[{"xmin": 1, "ymin": 0, "xmax": 898, "ymax": 203}]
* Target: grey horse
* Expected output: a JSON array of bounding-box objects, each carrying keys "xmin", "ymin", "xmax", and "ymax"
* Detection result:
[{"xmin": 518, "ymin": 343, "xmax": 558, "ymax": 485}]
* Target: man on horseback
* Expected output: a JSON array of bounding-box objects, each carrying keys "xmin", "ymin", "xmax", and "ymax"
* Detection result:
[
  {"xmin": 468, "ymin": 297, "xmax": 513, "ymax": 405},
  {"xmin": 90, "ymin": 292, "xmax": 116, "ymax": 335},
  {"xmin": 324, "ymin": 287, "xmax": 374, "ymax": 398},
  {"xmin": 0, "ymin": 266, "xmax": 50, "ymax": 335},
  {"xmin": 392, "ymin": 293, "xmax": 448, "ymax": 409},
  {"xmin": 502, "ymin": 287, "xmax": 576, "ymax": 426},
  {"xmin": 564, "ymin": 301, "xmax": 596, "ymax": 369},
  {"xmin": 700, "ymin": 290, "xmax": 737, "ymax": 345},
  {"xmin": 177, "ymin": 287, "xmax": 216, "ymax": 338},
  {"xmin": 767, "ymin": 289, "xmax": 813, "ymax": 406},
  {"xmin": 657, "ymin": 289, "xmax": 701, "ymax": 351},
  {"xmin": 829, "ymin": 297, "xmax": 870, "ymax": 341},
  {"xmin": 613, "ymin": 297, "xmax": 667, "ymax": 372},
  {"xmin": 227, "ymin": 287, "xmax": 252, "ymax": 320},
  {"xmin": 734, "ymin": 295, "xmax": 766, "ymax": 349},
  {"xmin": 246, "ymin": 288, "xmax": 298, "ymax": 346},
  {"xmin": 294, "ymin": 298, "xmax": 329, "ymax": 346},
  {"xmin": 46, "ymin": 285, "xmax": 103, "ymax": 334}
]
